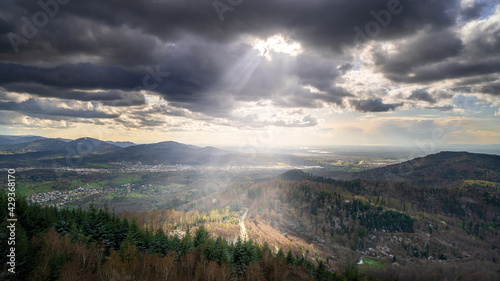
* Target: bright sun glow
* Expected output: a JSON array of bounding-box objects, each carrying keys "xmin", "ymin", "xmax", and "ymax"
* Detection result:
[{"xmin": 251, "ymin": 34, "xmax": 303, "ymax": 60}]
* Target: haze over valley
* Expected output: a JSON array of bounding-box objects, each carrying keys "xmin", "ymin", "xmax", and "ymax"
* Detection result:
[{"xmin": 1, "ymin": 134, "xmax": 500, "ymax": 280}]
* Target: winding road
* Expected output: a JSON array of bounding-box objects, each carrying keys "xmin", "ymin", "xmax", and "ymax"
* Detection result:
[{"xmin": 239, "ymin": 207, "xmax": 249, "ymax": 241}]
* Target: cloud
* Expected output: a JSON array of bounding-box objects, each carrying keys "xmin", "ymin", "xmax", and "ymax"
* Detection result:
[
  {"xmin": 350, "ymin": 98, "xmax": 402, "ymax": 112},
  {"xmin": 0, "ymin": 98, "xmax": 119, "ymax": 119},
  {"xmin": 371, "ymin": 6, "xmax": 500, "ymax": 88},
  {"xmin": 453, "ymin": 79, "xmax": 500, "ymax": 96},
  {"xmin": 373, "ymin": 29, "xmax": 465, "ymax": 79},
  {"xmin": 460, "ymin": 0, "xmax": 489, "ymax": 20},
  {"xmin": 408, "ymin": 89, "xmax": 436, "ymax": 103},
  {"xmin": 0, "ymin": 0, "xmax": 498, "ymax": 139},
  {"xmin": 0, "ymin": 37, "xmax": 352, "ymax": 116},
  {"xmin": 0, "ymin": 63, "xmax": 142, "ymax": 89},
  {"xmin": 239, "ymin": 113, "xmax": 319, "ymax": 128},
  {"xmin": 3, "ymin": 83, "xmax": 146, "ymax": 106},
  {"xmin": 0, "ymin": 0, "xmax": 461, "ymax": 61},
  {"xmin": 424, "ymin": 105, "xmax": 455, "ymax": 111}
]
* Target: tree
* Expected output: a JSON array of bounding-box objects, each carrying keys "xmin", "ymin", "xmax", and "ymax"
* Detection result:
[
  {"xmin": 286, "ymin": 250, "xmax": 295, "ymax": 264},
  {"xmin": 342, "ymin": 262, "xmax": 365, "ymax": 281},
  {"xmin": 119, "ymin": 235, "xmax": 138, "ymax": 264},
  {"xmin": 314, "ymin": 260, "xmax": 328, "ymax": 281},
  {"xmin": 194, "ymin": 225, "xmax": 209, "ymax": 248},
  {"xmin": 232, "ymin": 237, "xmax": 246, "ymax": 275},
  {"xmin": 276, "ymin": 248, "xmax": 285, "ymax": 261},
  {"xmin": 181, "ymin": 225, "xmax": 193, "ymax": 255}
]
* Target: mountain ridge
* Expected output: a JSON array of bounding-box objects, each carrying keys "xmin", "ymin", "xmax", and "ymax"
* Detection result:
[{"xmin": 350, "ymin": 151, "xmax": 500, "ymax": 186}]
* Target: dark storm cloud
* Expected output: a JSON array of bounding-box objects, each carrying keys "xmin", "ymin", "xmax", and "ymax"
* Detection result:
[
  {"xmin": 2, "ymin": 83, "xmax": 146, "ymax": 106},
  {"xmin": 0, "ymin": 39, "xmax": 348, "ymax": 116},
  {"xmin": 271, "ymin": 86, "xmax": 350, "ymax": 109},
  {"xmin": 0, "ymin": 63, "xmax": 142, "ymax": 89},
  {"xmin": 0, "ymin": 0, "xmax": 497, "ymax": 121},
  {"xmin": 0, "ymin": 98, "xmax": 119, "ymax": 118},
  {"xmin": 405, "ymin": 89, "xmax": 454, "ymax": 104},
  {"xmin": 453, "ymin": 81, "xmax": 500, "ymax": 96},
  {"xmin": 464, "ymin": 24, "xmax": 500, "ymax": 59},
  {"xmin": 1, "ymin": 0, "xmax": 460, "ymax": 61},
  {"xmin": 460, "ymin": 1, "xmax": 489, "ymax": 20},
  {"xmin": 350, "ymin": 98, "xmax": 402, "ymax": 112},
  {"xmin": 373, "ymin": 6, "xmax": 500, "ymax": 90},
  {"xmin": 386, "ymin": 58, "xmax": 500, "ymax": 84},
  {"xmin": 74, "ymin": 91, "xmax": 146, "ymax": 107},
  {"xmin": 373, "ymin": 29, "xmax": 464, "ymax": 76},
  {"xmin": 408, "ymin": 89, "xmax": 436, "ymax": 103},
  {"xmin": 294, "ymin": 55, "xmax": 344, "ymax": 92}
]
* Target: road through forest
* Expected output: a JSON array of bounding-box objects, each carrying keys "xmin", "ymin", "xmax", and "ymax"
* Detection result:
[{"xmin": 240, "ymin": 207, "xmax": 249, "ymax": 241}]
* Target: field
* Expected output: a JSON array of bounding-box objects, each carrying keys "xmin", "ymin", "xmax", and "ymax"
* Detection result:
[{"xmin": 358, "ymin": 257, "xmax": 387, "ymax": 271}]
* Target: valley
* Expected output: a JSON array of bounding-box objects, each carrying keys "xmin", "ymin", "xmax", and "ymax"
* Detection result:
[{"xmin": 1, "ymin": 135, "xmax": 500, "ymax": 280}]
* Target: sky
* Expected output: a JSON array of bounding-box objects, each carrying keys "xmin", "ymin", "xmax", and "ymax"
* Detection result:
[{"xmin": 0, "ymin": 0, "xmax": 499, "ymax": 149}]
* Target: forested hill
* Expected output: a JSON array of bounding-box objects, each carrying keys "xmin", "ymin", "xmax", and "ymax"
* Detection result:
[
  {"xmin": 0, "ymin": 193, "xmax": 363, "ymax": 281},
  {"xmin": 212, "ymin": 166, "xmax": 500, "ymax": 280},
  {"xmin": 352, "ymin": 151, "xmax": 500, "ymax": 186}
]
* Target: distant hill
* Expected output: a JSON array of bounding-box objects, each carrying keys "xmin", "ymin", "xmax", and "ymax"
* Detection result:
[
  {"xmin": 353, "ymin": 151, "xmax": 500, "ymax": 186},
  {"xmin": 64, "ymin": 137, "xmax": 121, "ymax": 155},
  {"xmin": 279, "ymin": 169, "xmax": 320, "ymax": 181},
  {"xmin": 0, "ymin": 137, "xmax": 119, "ymax": 155},
  {"xmin": 92, "ymin": 141, "xmax": 229, "ymax": 165},
  {"xmin": 0, "ymin": 138, "xmax": 67, "ymax": 154},
  {"xmin": 0, "ymin": 135, "xmax": 46, "ymax": 146},
  {"xmin": 0, "ymin": 137, "xmax": 122, "ymax": 167},
  {"xmin": 105, "ymin": 141, "xmax": 135, "ymax": 148},
  {"xmin": 0, "ymin": 137, "xmax": 315, "ymax": 167},
  {"xmin": 91, "ymin": 141, "xmax": 311, "ymax": 166}
]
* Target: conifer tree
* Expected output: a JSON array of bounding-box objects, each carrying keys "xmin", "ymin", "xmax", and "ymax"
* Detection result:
[
  {"xmin": 180, "ymin": 225, "xmax": 193, "ymax": 255},
  {"xmin": 286, "ymin": 250, "xmax": 295, "ymax": 264},
  {"xmin": 194, "ymin": 225, "xmax": 209, "ymax": 248}
]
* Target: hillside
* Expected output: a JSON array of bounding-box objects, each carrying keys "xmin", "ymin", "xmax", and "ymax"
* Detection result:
[
  {"xmin": 352, "ymin": 151, "xmax": 500, "ymax": 186},
  {"xmin": 0, "ymin": 137, "xmax": 316, "ymax": 168},
  {"xmin": 279, "ymin": 169, "xmax": 319, "ymax": 181},
  {"xmin": 3, "ymin": 148, "xmax": 500, "ymax": 280},
  {"xmin": 0, "ymin": 137, "xmax": 121, "ymax": 167},
  {"xmin": 210, "ymin": 168, "xmax": 500, "ymax": 280},
  {"xmin": 64, "ymin": 137, "xmax": 121, "ymax": 155},
  {"xmin": 88, "ymin": 141, "xmax": 228, "ymax": 165},
  {"xmin": 0, "ymin": 138, "xmax": 67, "ymax": 154},
  {"xmin": 0, "ymin": 135, "xmax": 46, "ymax": 146},
  {"xmin": 206, "ymin": 152, "xmax": 500, "ymax": 280},
  {"xmin": 105, "ymin": 140, "xmax": 136, "ymax": 148},
  {"xmin": 93, "ymin": 141, "xmax": 314, "ymax": 166},
  {"xmin": 0, "ymin": 194, "xmax": 332, "ymax": 281}
]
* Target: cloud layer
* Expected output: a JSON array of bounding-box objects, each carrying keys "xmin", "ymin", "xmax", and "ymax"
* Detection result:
[{"xmin": 0, "ymin": 0, "xmax": 499, "ymax": 144}]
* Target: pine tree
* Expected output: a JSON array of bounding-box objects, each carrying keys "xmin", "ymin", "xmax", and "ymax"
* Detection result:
[
  {"xmin": 286, "ymin": 250, "xmax": 295, "ymax": 264},
  {"xmin": 232, "ymin": 236, "xmax": 248, "ymax": 275},
  {"xmin": 181, "ymin": 225, "xmax": 193, "ymax": 255},
  {"xmin": 203, "ymin": 237, "xmax": 216, "ymax": 261},
  {"xmin": 214, "ymin": 236, "xmax": 228, "ymax": 264},
  {"xmin": 194, "ymin": 225, "xmax": 209, "ymax": 248},
  {"xmin": 276, "ymin": 248, "xmax": 285, "ymax": 261},
  {"xmin": 119, "ymin": 235, "xmax": 138, "ymax": 264},
  {"xmin": 315, "ymin": 260, "xmax": 327, "ymax": 281},
  {"xmin": 154, "ymin": 228, "xmax": 169, "ymax": 254}
]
